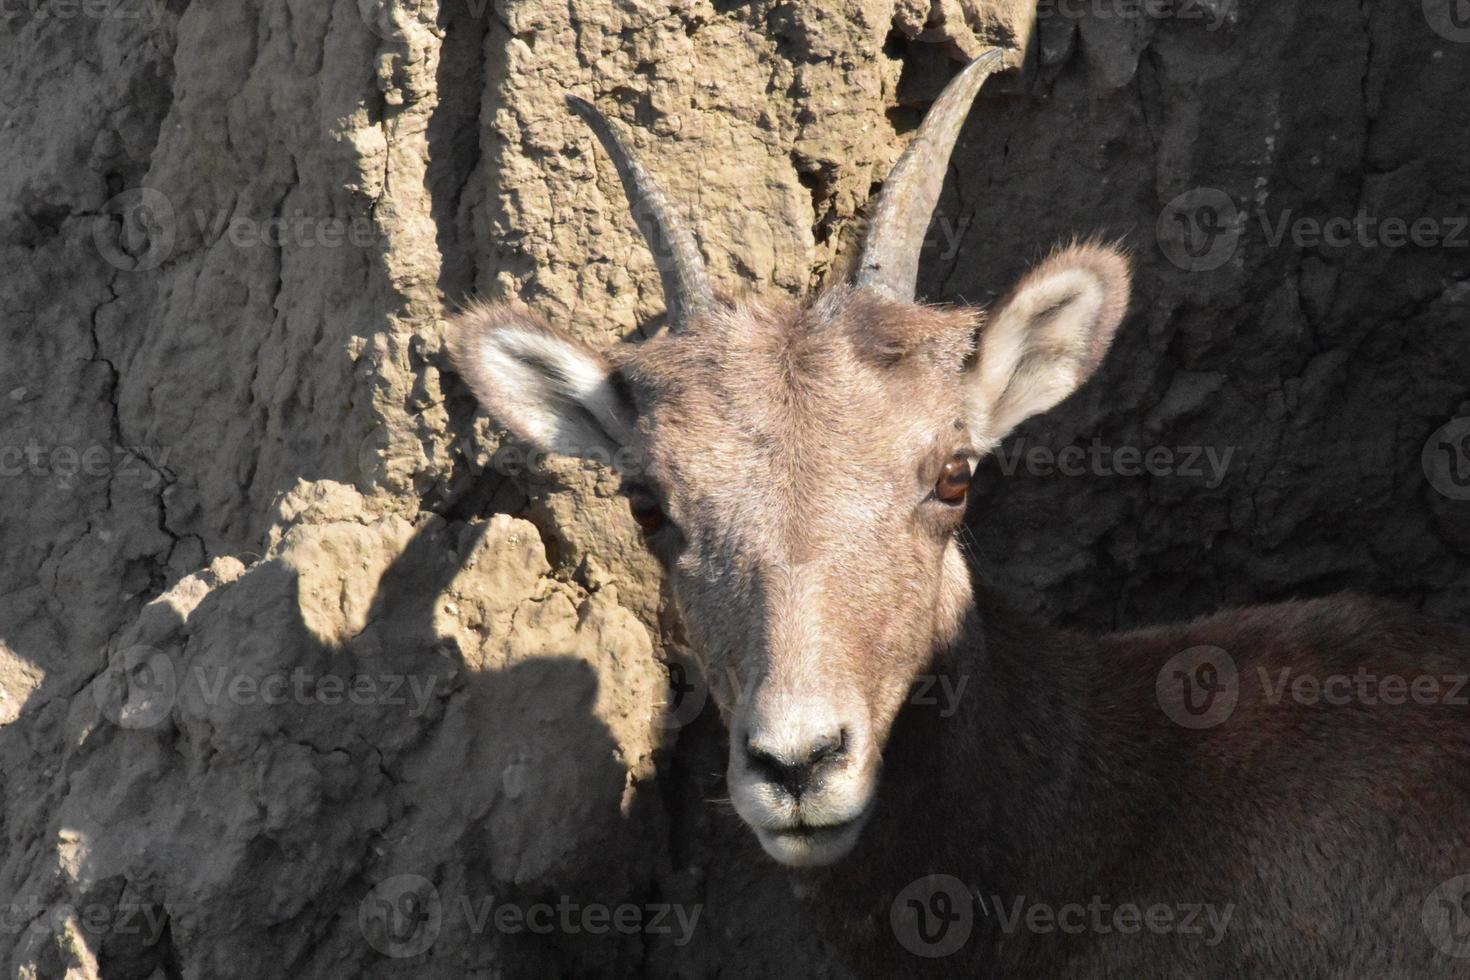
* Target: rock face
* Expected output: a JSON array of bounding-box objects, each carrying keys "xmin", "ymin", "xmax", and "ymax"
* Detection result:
[{"xmin": 0, "ymin": 0, "xmax": 1465, "ymax": 977}]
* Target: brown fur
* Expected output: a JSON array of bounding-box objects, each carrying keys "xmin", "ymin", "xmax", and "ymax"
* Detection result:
[{"xmin": 447, "ymin": 240, "xmax": 1470, "ymax": 975}]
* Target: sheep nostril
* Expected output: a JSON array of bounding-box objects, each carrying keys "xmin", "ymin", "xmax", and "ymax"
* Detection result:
[
  {"xmin": 744, "ymin": 727, "xmax": 848, "ymax": 797},
  {"xmin": 805, "ymin": 728, "xmax": 846, "ymax": 766}
]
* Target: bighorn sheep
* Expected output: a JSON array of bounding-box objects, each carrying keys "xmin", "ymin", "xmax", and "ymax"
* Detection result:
[{"xmin": 449, "ymin": 50, "xmax": 1470, "ymax": 977}]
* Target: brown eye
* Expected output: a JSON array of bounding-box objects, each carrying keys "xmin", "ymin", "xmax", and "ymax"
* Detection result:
[
  {"xmin": 935, "ymin": 457, "xmax": 972, "ymax": 505},
  {"xmin": 628, "ymin": 490, "xmax": 665, "ymax": 535}
]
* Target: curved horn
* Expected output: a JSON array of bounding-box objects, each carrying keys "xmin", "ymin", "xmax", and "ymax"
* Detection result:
[
  {"xmin": 566, "ymin": 96, "xmax": 715, "ymax": 330},
  {"xmin": 855, "ymin": 48, "xmax": 1009, "ymax": 303}
]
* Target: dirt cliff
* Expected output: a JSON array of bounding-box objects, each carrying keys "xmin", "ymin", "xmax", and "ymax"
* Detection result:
[{"xmin": 1, "ymin": 0, "xmax": 1466, "ymax": 977}]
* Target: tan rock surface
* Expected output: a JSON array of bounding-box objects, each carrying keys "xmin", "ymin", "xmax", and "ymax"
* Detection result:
[{"xmin": 2, "ymin": 0, "xmax": 1467, "ymax": 976}]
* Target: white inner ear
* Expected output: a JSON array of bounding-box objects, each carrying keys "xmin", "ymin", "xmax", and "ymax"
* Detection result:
[
  {"xmin": 474, "ymin": 327, "xmax": 632, "ymax": 458},
  {"xmin": 970, "ymin": 267, "xmax": 1110, "ymax": 440}
]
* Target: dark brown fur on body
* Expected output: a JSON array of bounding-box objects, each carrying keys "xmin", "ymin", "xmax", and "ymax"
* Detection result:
[
  {"xmin": 451, "ymin": 274, "xmax": 1470, "ymax": 975},
  {"xmin": 447, "ymin": 64, "xmax": 1470, "ymax": 977},
  {"xmin": 805, "ymin": 591, "xmax": 1470, "ymax": 978}
]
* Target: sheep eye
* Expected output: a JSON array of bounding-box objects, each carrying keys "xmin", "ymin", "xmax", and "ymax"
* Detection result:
[
  {"xmin": 935, "ymin": 457, "xmax": 972, "ymax": 505},
  {"xmin": 627, "ymin": 490, "xmax": 665, "ymax": 534}
]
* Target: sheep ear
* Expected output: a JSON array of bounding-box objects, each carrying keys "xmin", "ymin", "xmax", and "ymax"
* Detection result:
[
  {"xmin": 447, "ymin": 304, "xmax": 635, "ymax": 460},
  {"xmin": 965, "ymin": 243, "xmax": 1131, "ymax": 440}
]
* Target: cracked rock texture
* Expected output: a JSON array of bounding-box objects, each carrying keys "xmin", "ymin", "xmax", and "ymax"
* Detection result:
[{"xmin": 0, "ymin": 0, "xmax": 1466, "ymax": 977}]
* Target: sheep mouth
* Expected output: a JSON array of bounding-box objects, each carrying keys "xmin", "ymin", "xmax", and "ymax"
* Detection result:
[
  {"xmin": 754, "ymin": 810, "xmax": 871, "ymax": 867},
  {"xmin": 768, "ymin": 819, "xmax": 860, "ymax": 841}
]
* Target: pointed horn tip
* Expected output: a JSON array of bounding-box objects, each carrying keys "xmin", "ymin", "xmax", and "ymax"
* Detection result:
[
  {"xmin": 965, "ymin": 46, "xmax": 1014, "ymax": 74},
  {"xmin": 850, "ymin": 46, "xmax": 1017, "ymax": 304},
  {"xmin": 564, "ymin": 94, "xmax": 596, "ymax": 118}
]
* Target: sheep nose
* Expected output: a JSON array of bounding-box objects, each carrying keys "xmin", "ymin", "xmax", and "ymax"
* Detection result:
[{"xmin": 744, "ymin": 728, "xmax": 847, "ymax": 798}]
